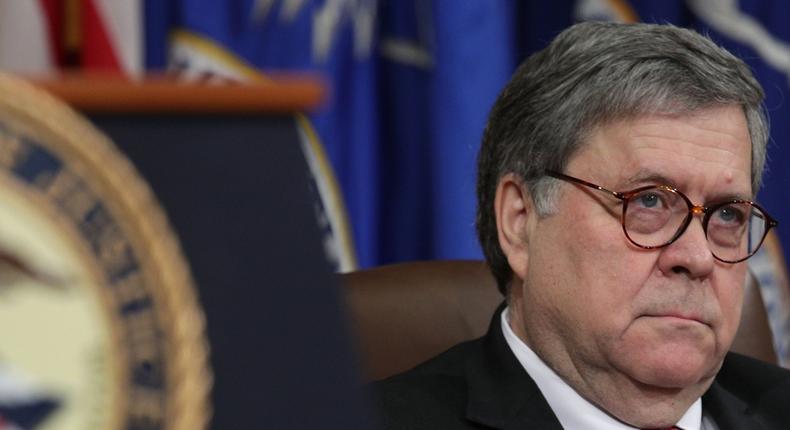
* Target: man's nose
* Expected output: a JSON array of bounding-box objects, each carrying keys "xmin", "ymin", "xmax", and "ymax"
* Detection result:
[{"xmin": 657, "ymin": 217, "xmax": 716, "ymax": 279}]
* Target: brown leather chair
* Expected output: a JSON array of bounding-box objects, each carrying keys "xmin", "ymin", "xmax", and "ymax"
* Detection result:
[{"xmin": 341, "ymin": 260, "xmax": 777, "ymax": 382}]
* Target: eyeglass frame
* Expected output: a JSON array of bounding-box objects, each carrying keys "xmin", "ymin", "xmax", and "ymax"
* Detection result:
[{"xmin": 545, "ymin": 170, "xmax": 778, "ymax": 264}]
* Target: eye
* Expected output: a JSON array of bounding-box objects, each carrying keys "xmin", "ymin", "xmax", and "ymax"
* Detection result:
[
  {"xmin": 714, "ymin": 205, "xmax": 745, "ymax": 225},
  {"xmin": 634, "ymin": 191, "xmax": 664, "ymax": 209}
]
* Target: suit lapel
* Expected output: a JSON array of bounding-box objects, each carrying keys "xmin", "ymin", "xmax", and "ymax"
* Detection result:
[
  {"xmin": 464, "ymin": 304, "xmax": 564, "ymax": 430},
  {"xmin": 703, "ymin": 379, "xmax": 768, "ymax": 430}
]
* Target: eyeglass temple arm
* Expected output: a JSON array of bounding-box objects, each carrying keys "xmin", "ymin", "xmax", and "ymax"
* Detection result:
[
  {"xmin": 736, "ymin": 202, "xmax": 778, "ymax": 228},
  {"xmin": 546, "ymin": 171, "xmax": 624, "ymax": 199},
  {"xmin": 759, "ymin": 208, "xmax": 780, "ymax": 227}
]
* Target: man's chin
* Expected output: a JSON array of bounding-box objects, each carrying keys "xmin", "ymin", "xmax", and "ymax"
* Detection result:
[
  {"xmin": 614, "ymin": 323, "xmax": 724, "ymax": 388},
  {"xmin": 626, "ymin": 353, "xmax": 721, "ymax": 389}
]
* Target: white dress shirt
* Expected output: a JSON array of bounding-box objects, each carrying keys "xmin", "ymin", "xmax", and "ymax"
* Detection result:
[{"xmin": 501, "ymin": 307, "xmax": 719, "ymax": 430}]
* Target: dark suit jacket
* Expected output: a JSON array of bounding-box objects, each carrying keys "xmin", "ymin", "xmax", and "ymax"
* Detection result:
[{"xmin": 372, "ymin": 306, "xmax": 790, "ymax": 429}]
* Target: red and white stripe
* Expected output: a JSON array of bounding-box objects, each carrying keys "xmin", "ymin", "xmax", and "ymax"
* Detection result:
[
  {"xmin": 81, "ymin": 0, "xmax": 143, "ymax": 75},
  {"xmin": 0, "ymin": 0, "xmax": 142, "ymax": 76}
]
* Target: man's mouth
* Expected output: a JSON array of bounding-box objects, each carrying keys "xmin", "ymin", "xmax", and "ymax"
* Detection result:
[{"xmin": 644, "ymin": 312, "xmax": 709, "ymax": 326}]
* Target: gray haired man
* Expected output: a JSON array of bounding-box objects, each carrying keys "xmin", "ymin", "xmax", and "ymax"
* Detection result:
[{"xmin": 374, "ymin": 22, "xmax": 789, "ymax": 429}]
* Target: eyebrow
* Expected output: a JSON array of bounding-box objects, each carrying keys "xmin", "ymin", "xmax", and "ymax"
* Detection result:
[
  {"xmin": 620, "ymin": 169, "xmax": 753, "ymax": 203},
  {"xmin": 620, "ymin": 170, "xmax": 676, "ymax": 189}
]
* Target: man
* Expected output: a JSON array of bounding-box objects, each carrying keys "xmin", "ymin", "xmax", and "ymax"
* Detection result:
[{"xmin": 374, "ymin": 22, "xmax": 790, "ymax": 429}]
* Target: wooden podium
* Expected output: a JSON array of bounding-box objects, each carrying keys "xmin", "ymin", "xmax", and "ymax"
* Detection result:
[{"xmin": 32, "ymin": 75, "xmax": 374, "ymax": 430}]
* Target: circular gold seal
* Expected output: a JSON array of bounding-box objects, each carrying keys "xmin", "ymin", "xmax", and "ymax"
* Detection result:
[{"xmin": 0, "ymin": 74, "xmax": 211, "ymax": 430}]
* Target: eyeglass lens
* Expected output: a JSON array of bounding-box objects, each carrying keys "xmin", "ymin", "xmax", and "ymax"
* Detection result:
[{"xmin": 623, "ymin": 187, "xmax": 768, "ymax": 262}]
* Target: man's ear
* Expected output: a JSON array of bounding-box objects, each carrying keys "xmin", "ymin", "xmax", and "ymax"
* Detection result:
[{"xmin": 494, "ymin": 174, "xmax": 535, "ymax": 282}]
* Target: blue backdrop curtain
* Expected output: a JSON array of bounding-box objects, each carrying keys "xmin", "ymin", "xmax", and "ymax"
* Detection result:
[{"xmin": 142, "ymin": 0, "xmax": 790, "ymax": 270}]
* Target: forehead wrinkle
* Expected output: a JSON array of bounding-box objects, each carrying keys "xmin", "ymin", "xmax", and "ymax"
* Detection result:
[
  {"xmin": 629, "ymin": 129, "xmax": 747, "ymax": 153},
  {"xmin": 625, "ymin": 156, "xmax": 751, "ymax": 189},
  {"xmin": 627, "ymin": 115, "xmax": 750, "ymax": 157},
  {"xmin": 629, "ymin": 139, "xmax": 748, "ymax": 170},
  {"xmin": 634, "ymin": 108, "xmax": 749, "ymax": 135}
]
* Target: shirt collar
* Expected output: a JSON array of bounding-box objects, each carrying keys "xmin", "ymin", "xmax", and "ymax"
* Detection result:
[{"xmin": 501, "ymin": 306, "xmax": 702, "ymax": 430}]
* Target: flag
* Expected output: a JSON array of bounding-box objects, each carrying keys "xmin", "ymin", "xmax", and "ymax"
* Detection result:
[
  {"xmin": 165, "ymin": 0, "xmax": 373, "ymax": 270},
  {"xmin": 0, "ymin": 0, "xmax": 54, "ymax": 74},
  {"xmin": 0, "ymin": 0, "xmax": 142, "ymax": 76},
  {"xmin": 376, "ymin": 0, "xmax": 513, "ymax": 261}
]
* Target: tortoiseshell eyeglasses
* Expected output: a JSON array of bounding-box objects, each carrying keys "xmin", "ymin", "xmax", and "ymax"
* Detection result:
[{"xmin": 547, "ymin": 171, "xmax": 778, "ymax": 263}]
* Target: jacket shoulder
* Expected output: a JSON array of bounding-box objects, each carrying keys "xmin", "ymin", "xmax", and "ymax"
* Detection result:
[
  {"xmin": 714, "ymin": 352, "xmax": 790, "ymax": 427},
  {"xmin": 370, "ymin": 339, "xmax": 484, "ymax": 430}
]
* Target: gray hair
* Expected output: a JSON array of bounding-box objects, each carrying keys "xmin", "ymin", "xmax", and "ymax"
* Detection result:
[{"xmin": 476, "ymin": 22, "xmax": 768, "ymax": 295}]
